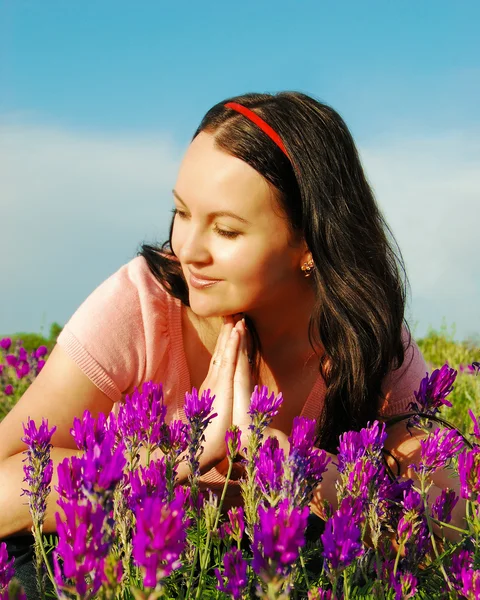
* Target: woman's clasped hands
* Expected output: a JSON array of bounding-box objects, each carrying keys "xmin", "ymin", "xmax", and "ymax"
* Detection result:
[{"xmin": 197, "ymin": 313, "xmax": 255, "ymax": 475}]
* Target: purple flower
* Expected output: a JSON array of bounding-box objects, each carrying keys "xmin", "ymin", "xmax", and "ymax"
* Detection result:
[
  {"xmin": 132, "ymin": 488, "xmax": 188, "ymax": 587},
  {"xmin": 397, "ymin": 488, "xmax": 424, "ymax": 544},
  {"xmin": 396, "ymin": 488, "xmax": 429, "ymax": 563},
  {"xmin": 221, "ymin": 507, "xmax": 245, "ymax": 545},
  {"xmin": 409, "ymin": 364, "xmax": 457, "ymax": 414},
  {"xmin": 321, "ymin": 497, "xmax": 364, "ymax": 573},
  {"xmin": 255, "ymin": 436, "xmax": 285, "ymax": 497},
  {"xmin": 117, "ymin": 381, "xmax": 167, "ymax": 457},
  {"xmin": 182, "ymin": 485, "xmax": 205, "ymax": 514},
  {"xmin": 21, "ymin": 418, "xmax": 57, "ymax": 526},
  {"xmin": 184, "ymin": 387, "xmax": 218, "ymax": 479},
  {"xmin": 225, "ymin": 426, "xmax": 242, "ymax": 459},
  {"xmin": 36, "ymin": 359, "xmax": 45, "ymax": 375},
  {"xmin": 451, "ymin": 550, "xmax": 474, "ymax": 591},
  {"xmin": 458, "ymin": 447, "xmax": 480, "ymax": 501},
  {"xmin": 159, "ymin": 419, "xmax": 189, "ymax": 457},
  {"xmin": 126, "ymin": 458, "xmax": 168, "ymax": 511},
  {"xmin": 376, "ymin": 472, "xmax": 414, "ymax": 523},
  {"xmin": 70, "ymin": 410, "xmax": 115, "ymax": 451},
  {"xmin": 15, "ymin": 361, "xmax": 30, "ymax": 379},
  {"xmin": 472, "ymin": 361, "xmax": 480, "ymax": 375},
  {"xmin": 390, "ymin": 570, "xmax": 418, "ymax": 600},
  {"xmin": 431, "ymin": 488, "xmax": 459, "ymax": 524},
  {"xmin": 53, "ymin": 499, "xmax": 111, "ymax": 599},
  {"xmin": 56, "ymin": 431, "xmax": 125, "ymax": 513},
  {"xmin": 81, "ymin": 432, "xmax": 126, "ymax": 500},
  {"xmin": 3, "ymin": 384, "xmax": 13, "ymax": 396},
  {"xmin": 0, "ymin": 542, "xmax": 15, "ymax": 589},
  {"xmin": 184, "ymin": 386, "xmax": 216, "ymax": 424},
  {"xmin": 35, "ymin": 345, "xmax": 48, "ymax": 358},
  {"xmin": 308, "ymin": 589, "xmax": 332, "ymax": 600},
  {"xmin": 411, "ymin": 427, "xmax": 464, "ymax": 476},
  {"xmin": 344, "ymin": 457, "xmax": 378, "ymax": 500},
  {"xmin": 285, "ymin": 418, "xmax": 331, "ymax": 507},
  {"xmin": 214, "ymin": 547, "xmax": 248, "ymax": 600},
  {"xmin": 459, "ymin": 569, "xmax": 480, "ymax": 599},
  {"xmin": 0, "ymin": 338, "xmax": 12, "ymax": 351},
  {"xmin": 288, "ymin": 416, "xmax": 317, "ymax": 453},
  {"xmin": 5, "ymin": 354, "xmax": 17, "ymax": 367},
  {"xmin": 468, "ymin": 409, "xmax": 480, "ymax": 440},
  {"xmin": 337, "ymin": 421, "xmax": 387, "ymax": 473},
  {"xmin": 56, "ymin": 456, "xmax": 84, "ymax": 501},
  {"xmin": 252, "ymin": 499, "xmax": 309, "ymax": 580},
  {"xmin": 248, "ymin": 385, "xmax": 284, "ymax": 437}
]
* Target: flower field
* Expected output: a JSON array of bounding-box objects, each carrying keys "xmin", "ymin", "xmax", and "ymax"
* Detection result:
[{"xmin": 0, "ymin": 327, "xmax": 479, "ymax": 599}]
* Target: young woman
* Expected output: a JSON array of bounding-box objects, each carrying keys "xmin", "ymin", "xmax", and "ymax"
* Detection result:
[{"xmin": 0, "ymin": 92, "xmax": 464, "ymax": 593}]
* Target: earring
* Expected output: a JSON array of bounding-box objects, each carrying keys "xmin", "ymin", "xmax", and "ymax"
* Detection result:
[{"xmin": 301, "ymin": 259, "xmax": 315, "ymax": 278}]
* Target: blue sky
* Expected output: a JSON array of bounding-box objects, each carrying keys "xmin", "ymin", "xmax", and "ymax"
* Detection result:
[{"xmin": 1, "ymin": 0, "xmax": 479, "ymax": 343}]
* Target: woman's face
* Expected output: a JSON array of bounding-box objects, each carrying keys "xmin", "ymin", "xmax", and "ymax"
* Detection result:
[{"xmin": 171, "ymin": 131, "xmax": 309, "ymax": 321}]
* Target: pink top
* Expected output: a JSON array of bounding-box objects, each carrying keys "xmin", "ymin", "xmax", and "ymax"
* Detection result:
[{"xmin": 57, "ymin": 256, "xmax": 429, "ymax": 490}]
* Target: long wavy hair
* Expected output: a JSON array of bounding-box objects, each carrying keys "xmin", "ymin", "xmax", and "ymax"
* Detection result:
[{"xmin": 139, "ymin": 91, "xmax": 411, "ymax": 453}]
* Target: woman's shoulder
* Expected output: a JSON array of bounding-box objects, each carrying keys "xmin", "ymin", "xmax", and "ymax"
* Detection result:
[
  {"xmin": 123, "ymin": 254, "xmax": 173, "ymax": 298},
  {"xmin": 379, "ymin": 326, "xmax": 429, "ymax": 418},
  {"xmin": 56, "ymin": 254, "xmax": 180, "ymax": 402}
]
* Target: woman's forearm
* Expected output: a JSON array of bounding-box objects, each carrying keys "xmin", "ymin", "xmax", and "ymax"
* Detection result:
[
  {"xmin": 416, "ymin": 479, "xmax": 467, "ymax": 543},
  {"xmin": 0, "ymin": 448, "xmax": 81, "ymax": 538},
  {"xmin": 308, "ymin": 466, "xmax": 467, "ymax": 546},
  {"xmin": 309, "ymin": 454, "xmax": 340, "ymax": 519},
  {"xmin": 0, "ymin": 446, "xmax": 193, "ymax": 540}
]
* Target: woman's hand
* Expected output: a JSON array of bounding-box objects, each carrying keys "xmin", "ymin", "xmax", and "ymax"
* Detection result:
[
  {"xmin": 197, "ymin": 314, "xmax": 246, "ymax": 473},
  {"xmin": 230, "ymin": 318, "xmax": 255, "ymax": 453}
]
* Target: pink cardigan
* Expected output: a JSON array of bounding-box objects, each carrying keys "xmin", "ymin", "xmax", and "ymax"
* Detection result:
[{"xmin": 57, "ymin": 256, "xmax": 428, "ymax": 489}]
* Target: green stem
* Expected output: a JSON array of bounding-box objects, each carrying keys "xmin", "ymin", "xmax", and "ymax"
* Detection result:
[
  {"xmin": 419, "ymin": 474, "xmax": 453, "ymax": 592},
  {"xmin": 331, "ymin": 577, "xmax": 338, "ymax": 599},
  {"xmin": 195, "ymin": 460, "xmax": 234, "ymax": 600},
  {"xmin": 429, "ymin": 517, "xmax": 469, "ymax": 535},
  {"xmin": 466, "ymin": 498, "xmax": 473, "ymax": 535},
  {"xmin": 427, "ymin": 514, "xmax": 453, "ymax": 591},
  {"xmin": 212, "ymin": 459, "xmax": 234, "ymax": 534},
  {"xmin": 372, "ymin": 545, "xmax": 383, "ymax": 595},
  {"xmin": 32, "ymin": 524, "xmax": 58, "ymax": 598},
  {"xmin": 298, "ymin": 547, "xmax": 310, "ymax": 589},
  {"xmin": 145, "ymin": 445, "xmax": 151, "ymax": 467},
  {"xmin": 393, "ymin": 541, "xmax": 404, "ymax": 578},
  {"xmin": 343, "ymin": 569, "xmax": 350, "ymax": 600},
  {"xmin": 185, "ymin": 536, "xmax": 200, "ymax": 600}
]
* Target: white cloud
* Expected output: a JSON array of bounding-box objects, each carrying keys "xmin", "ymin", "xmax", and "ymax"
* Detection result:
[
  {"xmin": 0, "ymin": 118, "xmax": 478, "ymax": 343},
  {"xmin": 0, "ymin": 117, "xmax": 183, "ymax": 335},
  {"xmin": 360, "ymin": 131, "xmax": 480, "ymax": 341}
]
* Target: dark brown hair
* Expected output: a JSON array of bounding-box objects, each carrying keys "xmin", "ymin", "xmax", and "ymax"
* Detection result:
[{"xmin": 139, "ymin": 91, "xmax": 411, "ymax": 453}]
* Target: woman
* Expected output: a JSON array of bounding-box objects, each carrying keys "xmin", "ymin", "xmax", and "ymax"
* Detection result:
[{"xmin": 0, "ymin": 91, "xmax": 463, "ymax": 595}]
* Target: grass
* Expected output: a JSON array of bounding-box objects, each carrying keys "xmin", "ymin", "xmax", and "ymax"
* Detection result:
[{"xmin": 416, "ymin": 323, "xmax": 480, "ymax": 434}]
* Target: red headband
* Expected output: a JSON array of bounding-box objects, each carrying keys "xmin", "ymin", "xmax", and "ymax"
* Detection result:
[{"xmin": 224, "ymin": 101, "xmax": 289, "ymax": 160}]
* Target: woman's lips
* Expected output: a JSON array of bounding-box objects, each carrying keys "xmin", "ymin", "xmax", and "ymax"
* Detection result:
[{"xmin": 189, "ymin": 273, "xmax": 222, "ymax": 289}]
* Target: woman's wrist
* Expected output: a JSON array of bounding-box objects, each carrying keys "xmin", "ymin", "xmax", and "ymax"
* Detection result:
[{"xmin": 309, "ymin": 451, "xmax": 339, "ymax": 519}]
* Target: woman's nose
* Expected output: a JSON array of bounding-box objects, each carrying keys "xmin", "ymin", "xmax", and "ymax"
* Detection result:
[{"xmin": 177, "ymin": 228, "xmax": 211, "ymax": 264}]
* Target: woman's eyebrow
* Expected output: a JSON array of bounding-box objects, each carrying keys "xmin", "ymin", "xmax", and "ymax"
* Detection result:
[{"xmin": 172, "ymin": 189, "xmax": 251, "ymax": 225}]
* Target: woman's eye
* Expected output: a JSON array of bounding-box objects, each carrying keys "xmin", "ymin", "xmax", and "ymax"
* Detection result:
[{"xmin": 171, "ymin": 209, "xmax": 240, "ymax": 239}]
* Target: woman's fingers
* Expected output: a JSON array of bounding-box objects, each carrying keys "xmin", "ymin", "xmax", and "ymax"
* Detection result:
[
  {"xmin": 210, "ymin": 316, "xmax": 234, "ymax": 371},
  {"xmin": 233, "ymin": 319, "xmax": 254, "ymax": 427}
]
